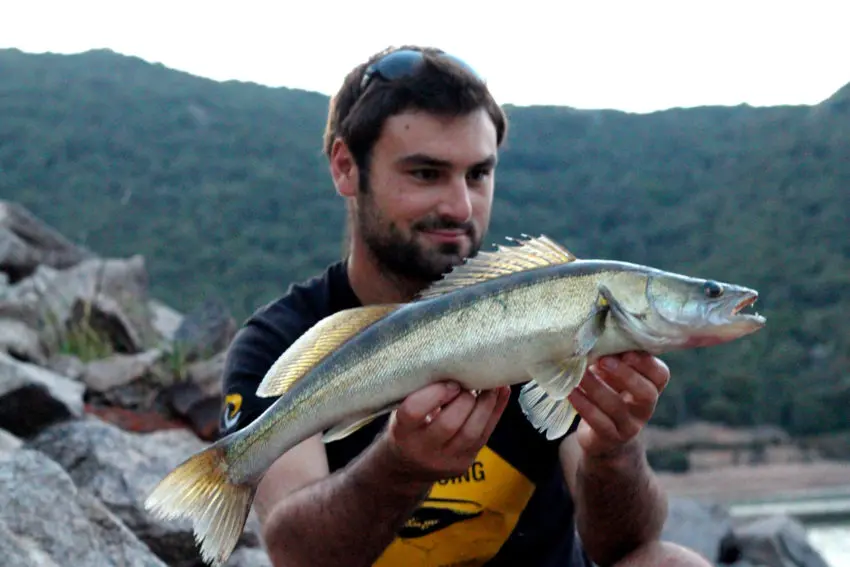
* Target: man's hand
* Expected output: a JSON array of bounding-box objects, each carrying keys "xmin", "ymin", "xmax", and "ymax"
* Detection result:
[
  {"xmin": 563, "ymin": 351, "xmax": 671, "ymax": 565},
  {"xmin": 567, "ymin": 351, "xmax": 669, "ymax": 458},
  {"xmin": 383, "ymin": 381, "xmax": 512, "ymax": 483}
]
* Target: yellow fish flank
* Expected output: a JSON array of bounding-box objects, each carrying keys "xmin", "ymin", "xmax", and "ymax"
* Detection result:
[{"xmin": 144, "ymin": 234, "xmax": 766, "ymax": 565}]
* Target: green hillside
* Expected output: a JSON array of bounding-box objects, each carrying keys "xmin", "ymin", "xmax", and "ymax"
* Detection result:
[{"xmin": 1, "ymin": 48, "xmax": 848, "ymax": 438}]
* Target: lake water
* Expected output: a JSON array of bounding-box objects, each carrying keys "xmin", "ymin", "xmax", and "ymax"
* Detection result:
[{"xmin": 807, "ymin": 523, "xmax": 850, "ymax": 567}]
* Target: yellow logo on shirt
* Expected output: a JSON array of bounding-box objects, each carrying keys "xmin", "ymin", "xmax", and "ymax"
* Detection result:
[{"xmin": 373, "ymin": 445, "xmax": 536, "ymax": 567}]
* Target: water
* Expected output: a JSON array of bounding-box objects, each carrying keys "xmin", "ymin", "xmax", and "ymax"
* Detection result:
[{"xmin": 807, "ymin": 523, "xmax": 850, "ymax": 567}]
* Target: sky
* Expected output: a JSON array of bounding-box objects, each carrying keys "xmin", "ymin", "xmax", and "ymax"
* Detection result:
[{"xmin": 2, "ymin": 0, "xmax": 848, "ymax": 113}]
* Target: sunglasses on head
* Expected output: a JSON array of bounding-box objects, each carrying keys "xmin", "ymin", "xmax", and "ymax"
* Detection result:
[{"xmin": 359, "ymin": 49, "xmax": 483, "ymax": 91}]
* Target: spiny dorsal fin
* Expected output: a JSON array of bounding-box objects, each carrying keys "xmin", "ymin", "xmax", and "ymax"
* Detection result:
[
  {"xmin": 255, "ymin": 304, "xmax": 400, "ymax": 398},
  {"xmin": 416, "ymin": 234, "xmax": 577, "ymax": 300}
]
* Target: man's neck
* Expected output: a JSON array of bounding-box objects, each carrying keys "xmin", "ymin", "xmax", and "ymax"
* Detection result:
[{"xmin": 346, "ymin": 243, "xmax": 427, "ymax": 306}]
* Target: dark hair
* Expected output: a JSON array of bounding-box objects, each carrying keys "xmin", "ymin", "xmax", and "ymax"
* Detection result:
[{"xmin": 322, "ymin": 45, "xmax": 508, "ymax": 173}]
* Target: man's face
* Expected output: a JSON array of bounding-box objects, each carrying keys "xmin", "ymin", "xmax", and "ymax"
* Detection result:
[{"xmin": 354, "ymin": 108, "xmax": 498, "ymax": 283}]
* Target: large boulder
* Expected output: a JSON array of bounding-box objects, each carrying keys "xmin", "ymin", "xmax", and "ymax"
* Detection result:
[{"xmin": 0, "ymin": 448, "xmax": 168, "ymax": 567}]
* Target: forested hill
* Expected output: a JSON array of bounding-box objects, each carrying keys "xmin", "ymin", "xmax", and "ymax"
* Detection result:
[{"xmin": 1, "ymin": 48, "xmax": 848, "ymax": 438}]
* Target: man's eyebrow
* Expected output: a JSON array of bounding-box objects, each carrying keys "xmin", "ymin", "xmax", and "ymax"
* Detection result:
[{"xmin": 396, "ymin": 153, "xmax": 498, "ymax": 169}]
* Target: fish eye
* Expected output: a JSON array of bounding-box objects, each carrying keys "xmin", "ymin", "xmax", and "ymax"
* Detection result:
[{"xmin": 703, "ymin": 280, "xmax": 724, "ymax": 298}]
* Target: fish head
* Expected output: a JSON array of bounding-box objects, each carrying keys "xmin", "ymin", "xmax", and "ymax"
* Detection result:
[{"xmin": 599, "ymin": 268, "xmax": 766, "ymax": 353}]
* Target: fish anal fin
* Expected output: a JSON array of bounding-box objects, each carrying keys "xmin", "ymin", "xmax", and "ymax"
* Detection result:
[
  {"xmin": 321, "ymin": 403, "xmax": 400, "ymax": 443},
  {"xmin": 518, "ymin": 382, "xmax": 580, "ymax": 441},
  {"xmin": 416, "ymin": 234, "xmax": 578, "ymax": 300},
  {"xmin": 256, "ymin": 304, "xmax": 400, "ymax": 398}
]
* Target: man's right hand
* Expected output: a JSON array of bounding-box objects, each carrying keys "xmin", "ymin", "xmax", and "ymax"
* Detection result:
[{"xmin": 381, "ymin": 381, "xmax": 512, "ymax": 483}]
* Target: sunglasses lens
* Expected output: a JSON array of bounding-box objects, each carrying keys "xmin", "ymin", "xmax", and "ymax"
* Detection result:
[
  {"xmin": 361, "ymin": 49, "xmax": 482, "ymax": 90},
  {"xmin": 371, "ymin": 49, "xmax": 425, "ymax": 80}
]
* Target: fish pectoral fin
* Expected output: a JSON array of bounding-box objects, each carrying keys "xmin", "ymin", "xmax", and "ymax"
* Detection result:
[
  {"xmin": 526, "ymin": 356, "xmax": 588, "ymax": 400},
  {"xmin": 321, "ymin": 403, "xmax": 400, "ymax": 443},
  {"xmin": 255, "ymin": 304, "xmax": 401, "ymax": 398},
  {"xmin": 518, "ymin": 381, "xmax": 579, "ymax": 441},
  {"xmin": 416, "ymin": 234, "xmax": 577, "ymax": 300}
]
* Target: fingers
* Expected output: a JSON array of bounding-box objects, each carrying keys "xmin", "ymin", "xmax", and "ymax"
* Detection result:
[
  {"xmin": 395, "ymin": 380, "xmax": 461, "ymax": 431},
  {"xmin": 624, "ymin": 352, "xmax": 670, "ymax": 393},
  {"xmin": 443, "ymin": 386, "xmax": 511, "ymax": 453},
  {"xmin": 427, "ymin": 388, "xmax": 478, "ymax": 442},
  {"xmin": 573, "ymin": 369, "xmax": 639, "ymax": 440},
  {"xmin": 594, "ymin": 354, "xmax": 660, "ymax": 409}
]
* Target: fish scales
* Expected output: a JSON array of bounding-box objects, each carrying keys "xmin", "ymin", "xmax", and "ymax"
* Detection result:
[{"xmin": 142, "ymin": 236, "xmax": 766, "ymax": 566}]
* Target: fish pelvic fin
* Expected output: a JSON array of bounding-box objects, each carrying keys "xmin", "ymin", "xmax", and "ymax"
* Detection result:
[
  {"xmin": 518, "ymin": 291, "xmax": 609, "ymax": 439},
  {"xmin": 416, "ymin": 234, "xmax": 577, "ymax": 300},
  {"xmin": 322, "ymin": 402, "xmax": 401, "ymax": 443},
  {"xmin": 256, "ymin": 304, "xmax": 400, "ymax": 398},
  {"xmin": 518, "ymin": 382, "xmax": 580, "ymax": 441},
  {"xmin": 144, "ymin": 444, "xmax": 255, "ymax": 567}
]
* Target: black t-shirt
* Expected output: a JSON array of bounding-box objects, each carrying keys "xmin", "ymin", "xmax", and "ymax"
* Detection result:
[{"xmin": 219, "ymin": 260, "xmax": 590, "ymax": 567}]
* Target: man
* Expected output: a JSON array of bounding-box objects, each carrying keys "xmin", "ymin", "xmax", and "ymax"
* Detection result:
[{"xmin": 219, "ymin": 45, "xmax": 712, "ymax": 567}]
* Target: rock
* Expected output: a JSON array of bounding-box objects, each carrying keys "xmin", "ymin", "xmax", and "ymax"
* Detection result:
[
  {"xmin": 158, "ymin": 351, "xmax": 225, "ymax": 440},
  {"xmin": 0, "ymin": 200, "xmax": 92, "ymax": 283},
  {"xmin": 148, "ymin": 299, "xmax": 183, "ymax": 343},
  {"xmin": 729, "ymin": 515, "xmax": 831, "ymax": 567},
  {"xmin": 45, "ymin": 353, "xmax": 85, "ymax": 380},
  {"xmin": 0, "ymin": 428, "xmax": 22, "ymax": 455},
  {"xmin": 69, "ymin": 295, "xmax": 145, "ymax": 354},
  {"xmin": 173, "ymin": 297, "xmax": 236, "ymax": 362},
  {"xmin": 225, "ymin": 546, "xmax": 272, "ymax": 567},
  {"xmin": 83, "ymin": 349, "xmax": 163, "ymax": 393},
  {"xmin": 0, "ymin": 352, "xmax": 84, "ymax": 438},
  {"xmin": 4, "ymin": 256, "xmax": 159, "ymax": 358},
  {"xmin": 27, "ymin": 417, "xmax": 262, "ymax": 567},
  {"xmin": 0, "ymin": 317, "xmax": 46, "ymax": 364},
  {"xmin": 660, "ymin": 497, "xmax": 735, "ymax": 563},
  {"xmin": 0, "ymin": 448, "xmax": 167, "ymax": 566},
  {"xmin": 84, "ymin": 404, "xmax": 187, "ymax": 434}
]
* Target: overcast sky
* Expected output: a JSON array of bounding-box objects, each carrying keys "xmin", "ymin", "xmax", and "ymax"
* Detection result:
[{"xmin": 2, "ymin": 0, "xmax": 848, "ymax": 113}]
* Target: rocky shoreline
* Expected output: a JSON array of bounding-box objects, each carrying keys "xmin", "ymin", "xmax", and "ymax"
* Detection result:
[{"xmin": 0, "ymin": 200, "xmax": 834, "ymax": 566}]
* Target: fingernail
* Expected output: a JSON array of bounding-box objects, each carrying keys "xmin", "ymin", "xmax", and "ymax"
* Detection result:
[
  {"xmin": 447, "ymin": 382, "xmax": 460, "ymax": 393},
  {"xmin": 602, "ymin": 357, "xmax": 617, "ymax": 370}
]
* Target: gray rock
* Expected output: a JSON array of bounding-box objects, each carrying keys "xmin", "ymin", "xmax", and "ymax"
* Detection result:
[
  {"xmin": 82, "ymin": 349, "xmax": 163, "ymax": 393},
  {"xmin": 0, "ymin": 448, "xmax": 167, "ymax": 567},
  {"xmin": 0, "ymin": 428, "xmax": 22, "ymax": 455},
  {"xmin": 27, "ymin": 417, "xmax": 262, "ymax": 567},
  {"xmin": 661, "ymin": 497, "xmax": 735, "ymax": 563},
  {"xmin": 0, "ymin": 352, "xmax": 85, "ymax": 438},
  {"xmin": 732, "ymin": 515, "xmax": 831, "ymax": 567},
  {"xmin": 0, "ymin": 200, "xmax": 92, "ymax": 283},
  {"xmin": 45, "ymin": 353, "xmax": 85, "ymax": 380},
  {"xmin": 0, "ymin": 318, "xmax": 46, "ymax": 364},
  {"xmin": 172, "ymin": 297, "xmax": 236, "ymax": 362},
  {"xmin": 225, "ymin": 546, "xmax": 273, "ymax": 567}
]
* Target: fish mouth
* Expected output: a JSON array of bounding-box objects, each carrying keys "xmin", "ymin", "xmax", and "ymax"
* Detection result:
[
  {"xmin": 725, "ymin": 291, "xmax": 765, "ymax": 325},
  {"xmin": 732, "ymin": 294, "xmax": 757, "ymax": 315}
]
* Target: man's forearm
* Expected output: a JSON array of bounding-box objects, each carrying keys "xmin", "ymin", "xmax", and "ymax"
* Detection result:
[
  {"xmin": 573, "ymin": 437, "xmax": 668, "ymax": 566},
  {"xmin": 262, "ymin": 434, "xmax": 432, "ymax": 567}
]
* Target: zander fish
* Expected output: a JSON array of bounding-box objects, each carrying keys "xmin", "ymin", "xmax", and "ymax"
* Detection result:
[{"xmin": 144, "ymin": 234, "xmax": 766, "ymax": 565}]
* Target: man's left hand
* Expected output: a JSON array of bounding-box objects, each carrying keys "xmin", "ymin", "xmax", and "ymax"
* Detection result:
[{"xmin": 567, "ymin": 351, "xmax": 670, "ymax": 458}]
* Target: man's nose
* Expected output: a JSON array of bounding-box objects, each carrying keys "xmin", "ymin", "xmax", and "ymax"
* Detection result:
[{"xmin": 436, "ymin": 178, "xmax": 473, "ymax": 223}]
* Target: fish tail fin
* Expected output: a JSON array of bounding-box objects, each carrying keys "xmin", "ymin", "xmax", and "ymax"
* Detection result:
[{"xmin": 144, "ymin": 443, "xmax": 256, "ymax": 567}]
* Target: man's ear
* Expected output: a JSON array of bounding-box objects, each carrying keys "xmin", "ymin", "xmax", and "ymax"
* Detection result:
[{"xmin": 329, "ymin": 138, "xmax": 358, "ymax": 197}]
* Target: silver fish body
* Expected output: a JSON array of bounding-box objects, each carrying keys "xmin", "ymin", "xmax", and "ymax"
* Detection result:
[{"xmin": 144, "ymin": 236, "xmax": 766, "ymax": 565}]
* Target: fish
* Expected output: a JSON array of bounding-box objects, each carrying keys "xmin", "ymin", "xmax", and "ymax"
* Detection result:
[{"xmin": 143, "ymin": 234, "xmax": 766, "ymax": 565}]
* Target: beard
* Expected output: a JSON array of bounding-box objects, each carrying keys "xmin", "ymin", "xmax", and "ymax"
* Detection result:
[{"xmin": 354, "ymin": 187, "xmax": 484, "ymax": 284}]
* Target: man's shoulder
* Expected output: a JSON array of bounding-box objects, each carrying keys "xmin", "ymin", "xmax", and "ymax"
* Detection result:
[{"xmin": 246, "ymin": 260, "xmax": 350, "ymax": 331}]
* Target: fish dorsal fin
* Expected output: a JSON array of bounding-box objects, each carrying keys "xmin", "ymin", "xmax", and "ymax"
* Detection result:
[
  {"xmin": 255, "ymin": 304, "xmax": 399, "ymax": 398},
  {"xmin": 416, "ymin": 234, "xmax": 577, "ymax": 300}
]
